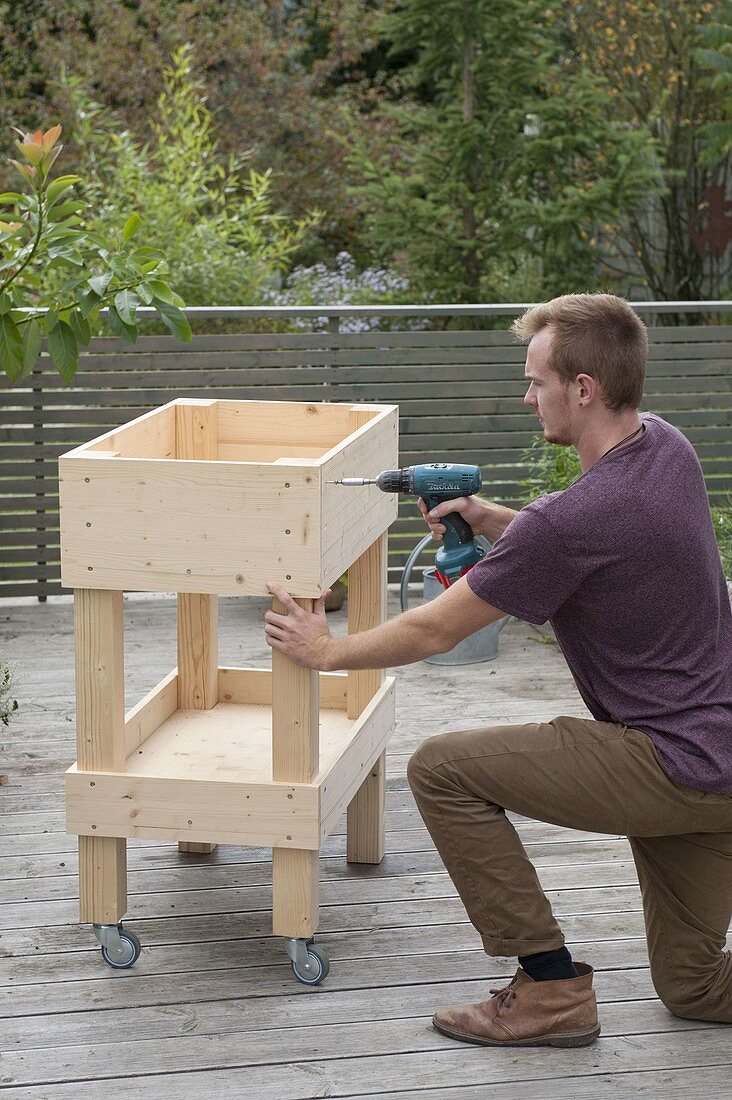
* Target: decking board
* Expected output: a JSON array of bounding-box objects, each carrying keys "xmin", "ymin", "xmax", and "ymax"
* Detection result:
[{"xmin": 0, "ymin": 591, "xmax": 729, "ymax": 1098}]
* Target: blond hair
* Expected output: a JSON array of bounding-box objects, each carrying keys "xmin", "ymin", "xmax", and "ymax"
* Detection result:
[{"xmin": 511, "ymin": 293, "xmax": 647, "ymax": 410}]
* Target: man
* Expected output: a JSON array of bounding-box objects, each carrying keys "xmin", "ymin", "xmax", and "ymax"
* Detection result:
[{"xmin": 264, "ymin": 293, "xmax": 732, "ymax": 1048}]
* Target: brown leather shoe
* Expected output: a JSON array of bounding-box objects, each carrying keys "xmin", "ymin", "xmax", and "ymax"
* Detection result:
[{"xmin": 432, "ymin": 962, "xmax": 600, "ymax": 1048}]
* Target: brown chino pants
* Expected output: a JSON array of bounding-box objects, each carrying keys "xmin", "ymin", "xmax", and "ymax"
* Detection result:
[{"xmin": 406, "ymin": 716, "xmax": 732, "ymax": 1022}]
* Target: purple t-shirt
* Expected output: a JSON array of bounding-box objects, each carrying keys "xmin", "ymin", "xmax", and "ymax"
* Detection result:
[{"xmin": 467, "ymin": 413, "xmax": 732, "ymax": 794}]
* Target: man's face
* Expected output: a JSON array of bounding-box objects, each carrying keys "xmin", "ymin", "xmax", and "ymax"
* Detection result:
[{"xmin": 523, "ymin": 327, "xmax": 574, "ymax": 446}]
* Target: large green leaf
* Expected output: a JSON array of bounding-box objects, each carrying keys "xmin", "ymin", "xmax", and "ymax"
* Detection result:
[
  {"xmin": 107, "ymin": 304, "xmax": 137, "ymax": 344},
  {"xmin": 21, "ymin": 318, "xmax": 42, "ymax": 379},
  {"xmin": 0, "ymin": 313, "xmax": 24, "ymax": 382},
  {"xmin": 47, "ymin": 320, "xmax": 79, "ymax": 385},
  {"xmin": 152, "ymin": 298, "xmax": 191, "ymax": 342},
  {"xmin": 114, "ymin": 289, "xmax": 140, "ymax": 326},
  {"xmin": 45, "ymin": 176, "xmax": 81, "ymax": 205},
  {"xmin": 123, "ymin": 214, "xmax": 141, "ymax": 241},
  {"xmin": 87, "ymin": 272, "xmax": 113, "ymax": 297},
  {"xmin": 69, "ymin": 310, "xmax": 91, "ymax": 346},
  {"xmin": 47, "ymin": 200, "xmax": 86, "ymax": 222},
  {"xmin": 146, "ymin": 279, "xmax": 185, "ymax": 308}
]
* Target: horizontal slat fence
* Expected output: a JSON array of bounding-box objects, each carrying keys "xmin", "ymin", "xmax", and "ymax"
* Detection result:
[{"xmin": 2, "ymin": 308, "xmax": 732, "ymax": 598}]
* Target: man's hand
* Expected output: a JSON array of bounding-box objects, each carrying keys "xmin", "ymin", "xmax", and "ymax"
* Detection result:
[
  {"xmin": 264, "ymin": 582, "xmax": 335, "ymax": 670},
  {"xmin": 418, "ymin": 494, "xmax": 518, "ymax": 544}
]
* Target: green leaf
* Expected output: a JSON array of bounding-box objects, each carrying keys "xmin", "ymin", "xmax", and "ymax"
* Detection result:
[
  {"xmin": 0, "ymin": 313, "xmax": 24, "ymax": 382},
  {"xmin": 79, "ymin": 290, "xmax": 101, "ymax": 319},
  {"xmin": 0, "ymin": 192, "xmax": 22, "ymax": 204},
  {"xmin": 114, "ymin": 289, "xmax": 140, "ymax": 326},
  {"xmin": 41, "ymin": 310, "xmax": 58, "ymax": 336},
  {"xmin": 123, "ymin": 214, "xmax": 141, "ymax": 241},
  {"xmin": 153, "ymin": 298, "xmax": 191, "ymax": 342},
  {"xmin": 147, "ymin": 279, "xmax": 185, "ymax": 308},
  {"xmin": 45, "ymin": 176, "xmax": 81, "ymax": 205},
  {"xmin": 69, "ymin": 310, "xmax": 91, "ymax": 346},
  {"xmin": 137, "ymin": 282, "xmax": 154, "ymax": 305},
  {"xmin": 47, "ymin": 321, "xmax": 79, "ymax": 385},
  {"xmin": 21, "ymin": 318, "xmax": 42, "ymax": 378},
  {"xmin": 47, "ymin": 200, "xmax": 85, "ymax": 222},
  {"xmin": 88, "ymin": 272, "xmax": 113, "ymax": 297},
  {"xmin": 0, "ymin": 293, "xmax": 12, "ymax": 316},
  {"xmin": 107, "ymin": 304, "xmax": 137, "ymax": 344}
]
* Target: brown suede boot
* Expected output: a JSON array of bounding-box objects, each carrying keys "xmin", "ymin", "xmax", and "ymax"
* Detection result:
[{"xmin": 432, "ymin": 962, "xmax": 600, "ymax": 1048}]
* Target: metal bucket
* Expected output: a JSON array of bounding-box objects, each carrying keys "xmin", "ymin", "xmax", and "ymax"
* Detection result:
[
  {"xmin": 400, "ymin": 534, "xmax": 511, "ymax": 666},
  {"xmin": 421, "ymin": 567, "xmax": 511, "ymax": 665}
]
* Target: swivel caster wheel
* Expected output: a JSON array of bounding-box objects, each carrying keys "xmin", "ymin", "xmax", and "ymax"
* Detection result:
[
  {"xmin": 93, "ymin": 923, "xmax": 142, "ymax": 970},
  {"xmin": 285, "ymin": 937, "xmax": 330, "ymax": 986}
]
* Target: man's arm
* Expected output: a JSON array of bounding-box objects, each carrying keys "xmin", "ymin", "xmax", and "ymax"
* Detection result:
[{"xmin": 264, "ymin": 577, "xmax": 507, "ymax": 671}]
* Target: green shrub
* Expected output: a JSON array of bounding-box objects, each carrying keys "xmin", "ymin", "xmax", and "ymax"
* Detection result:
[
  {"xmin": 518, "ymin": 434, "xmax": 582, "ymax": 504},
  {"xmin": 60, "ymin": 44, "xmax": 320, "ymax": 309},
  {"xmin": 0, "ymin": 664, "xmax": 17, "ymax": 727},
  {"xmin": 711, "ymin": 500, "xmax": 732, "ymax": 583}
]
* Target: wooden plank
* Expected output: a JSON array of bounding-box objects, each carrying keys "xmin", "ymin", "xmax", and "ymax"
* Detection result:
[
  {"xmin": 218, "ymin": 666, "xmax": 348, "ymax": 710},
  {"xmin": 320, "ymin": 679, "xmax": 396, "ymax": 840},
  {"xmin": 271, "ymin": 597, "xmax": 320, "ymax": 938},
  {"xmin": 58, "ymin": 453, "xmax": 321, "ymax": 597},
  {"xmin": 66, "ymin": 766, "xmax": 320, "ymax": 849},
  {"xmin": 175, "ymin": 398, "xmax": 218, "ymax": 860},
  {"xmin": 73, "ymin": 588, "xmax": 127, "ymax": 925},
  {"xmin": 346, "ymin": 533, "xmax": 389, "ymax": 863},
  {"xmin": 320, "ymin": 407, "xmax": 399, "ymax": 587}
]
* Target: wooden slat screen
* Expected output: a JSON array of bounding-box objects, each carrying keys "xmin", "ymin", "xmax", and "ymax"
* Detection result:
[{"xmin": 2, "ymin": 322, "xmax": 731, "ymax": 598}]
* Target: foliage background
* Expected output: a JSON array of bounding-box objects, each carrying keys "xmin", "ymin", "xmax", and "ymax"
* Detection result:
[{"xmin": 0, "ymin": 0, "xmax": 729, "ymax": 309}]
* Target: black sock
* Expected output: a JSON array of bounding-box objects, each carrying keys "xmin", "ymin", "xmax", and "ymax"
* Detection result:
[{"xmin": 518, "ymin": 946, "xmax": 579, "ymax": 981}]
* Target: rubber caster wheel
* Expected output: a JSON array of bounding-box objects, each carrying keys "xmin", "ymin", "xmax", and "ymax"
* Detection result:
[
  {"xmin": 291, "ymin": 944, "xmax": 330, "ymax": 986},
  {"xmin": 100, "ymin": 929, "xmax": 141, "ymax": 970}
]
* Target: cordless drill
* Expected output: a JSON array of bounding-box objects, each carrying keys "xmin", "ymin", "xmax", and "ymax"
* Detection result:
[{"xmin": 333, "ymin": 463, "xmax": 485, "ymax": 588}]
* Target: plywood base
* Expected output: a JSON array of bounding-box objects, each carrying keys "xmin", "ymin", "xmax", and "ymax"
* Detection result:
[{"xmin": 66, "ymin": 668, "xmax": 396, "ymax": 852}]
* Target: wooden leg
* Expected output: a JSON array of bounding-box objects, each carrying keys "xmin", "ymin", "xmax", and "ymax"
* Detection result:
[
  {"xmin": 272, "ymin": 848, "xmax": 319, "ymax": 938},
  {"xmin": 271, "ymin": 597, "xmax": 320, "ymax": 938},
  {"xmin": 346, "ymin": 533, "xmax": 388, "ymax": 864},
  {"xmin": 177, "ymin": 591, "xmax": 219, "ymax": 855},
  {"xmin": 175, "ymin": 401, "xmax": 220, "ymax": 856},
  {"xmin": 74, "ymin": 588, "xmax": 127, "ymax": 923},
  {"xmin": 347, "ymin": 750, "xmax": 386, "ymax": 864}
]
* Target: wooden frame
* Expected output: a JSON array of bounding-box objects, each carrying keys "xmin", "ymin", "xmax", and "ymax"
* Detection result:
[{"xmin": 62, "ymin": 398, "xmax": 398, "ymax": 945}]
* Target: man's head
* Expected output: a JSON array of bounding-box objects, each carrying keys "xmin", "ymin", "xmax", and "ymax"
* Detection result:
[{"xmin": 512, "ymin": 293, "xmax": 648, "ymax": 447}]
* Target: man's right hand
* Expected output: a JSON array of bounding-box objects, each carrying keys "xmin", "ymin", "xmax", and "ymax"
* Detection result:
[{"xmin": 418, "ymin": 495, "xmax": 519, "ymax": 543}]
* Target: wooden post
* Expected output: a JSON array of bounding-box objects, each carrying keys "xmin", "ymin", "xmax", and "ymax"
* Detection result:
[
  {"xmin": 75, "ymin": 588, "xmax": 127, "ymax": 924},
  {"xmin": 346, "ymin": 532, "xmax": 388, "ymax": 863},
  {"xmin": 271, "ymin": 597, "xmax": 320, "ymax": 938},
  {"xmin": 176, "ymin": 400, "xmax": 220, "ymax": 855}
]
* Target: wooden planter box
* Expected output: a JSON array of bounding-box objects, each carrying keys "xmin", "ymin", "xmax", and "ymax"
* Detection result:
[{"xmin": 59, "ymin": 397, "xmax": 398, "ymax": 971}]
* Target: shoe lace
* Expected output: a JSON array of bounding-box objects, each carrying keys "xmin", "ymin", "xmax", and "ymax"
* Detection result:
[{"xmin": 489, "ymin": 980, "xmax": 517, "ymax": 1013}]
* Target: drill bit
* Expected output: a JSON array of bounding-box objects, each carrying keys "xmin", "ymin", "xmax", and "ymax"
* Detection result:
[{"xmin": 329, "ymin": 477, "xmax": 377, "ymax": 485}]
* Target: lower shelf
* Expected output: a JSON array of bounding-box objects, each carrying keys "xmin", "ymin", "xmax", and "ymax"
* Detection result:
[{"xmin": 66, "ymin": 666, "xmax": 395, "ymax": 850}]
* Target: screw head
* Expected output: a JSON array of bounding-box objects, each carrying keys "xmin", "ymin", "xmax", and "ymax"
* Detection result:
[
  {"xmin": 286, "ymin": 574, "xmax": 292, "ymax": 580},
  {"xmin": 86, "ymin": 522, "xmax": 91, "ymax": 528},
  {"xmin": 84, "ymin": 477, "xmax": 90, "ymax": 483}
]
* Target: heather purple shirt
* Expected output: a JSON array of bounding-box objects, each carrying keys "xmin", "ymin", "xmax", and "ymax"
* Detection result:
[{"xmin": 467, "ymin": 413, "xmax": 732, "ymax": 794}]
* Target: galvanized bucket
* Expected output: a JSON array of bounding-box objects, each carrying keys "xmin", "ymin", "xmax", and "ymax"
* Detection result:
[{"xmin": 400, "ymin": 534, "xmax": 511, "ymax": 666}]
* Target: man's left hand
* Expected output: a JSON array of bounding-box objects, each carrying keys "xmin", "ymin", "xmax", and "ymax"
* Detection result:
[{"xmin": 264, "ymin": 582, "xmax": 335, "ymax": 670}]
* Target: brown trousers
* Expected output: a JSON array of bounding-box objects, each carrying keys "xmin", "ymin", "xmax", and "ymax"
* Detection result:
[{"xmin": 406, "ymin": 716, "xmax": 732, "ymax": 1022}]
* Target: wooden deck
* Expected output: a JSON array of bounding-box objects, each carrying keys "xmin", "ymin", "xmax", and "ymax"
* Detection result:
[{"xmin": 1, "ymin": 592, "xmax": 730, "ymax": 1098}]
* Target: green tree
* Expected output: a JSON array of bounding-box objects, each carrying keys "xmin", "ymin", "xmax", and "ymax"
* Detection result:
[
  {"xmin": 556, "ymin": 1, "xmax": 731, "ymax": 302},
  {"xmin": 345, "ymin": 1, "xmax": 661, "ymax": 303},
  {"xmin": 60, "ymin": 44, "xmax": 321, "ymax": 306},
  {"xmin": 0, "ymin": 123, "xmax": 189, "ymax": 385}
]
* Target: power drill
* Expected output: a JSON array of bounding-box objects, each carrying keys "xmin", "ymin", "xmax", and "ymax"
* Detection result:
[{"xmin": 333, "ymin": 463, "xmax": 485, "ymax": 588}]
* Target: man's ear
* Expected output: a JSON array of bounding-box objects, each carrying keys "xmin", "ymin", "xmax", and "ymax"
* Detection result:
[{"xmin": 576, "ymin": 373, "xmax": 598, "ymax": 406}]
